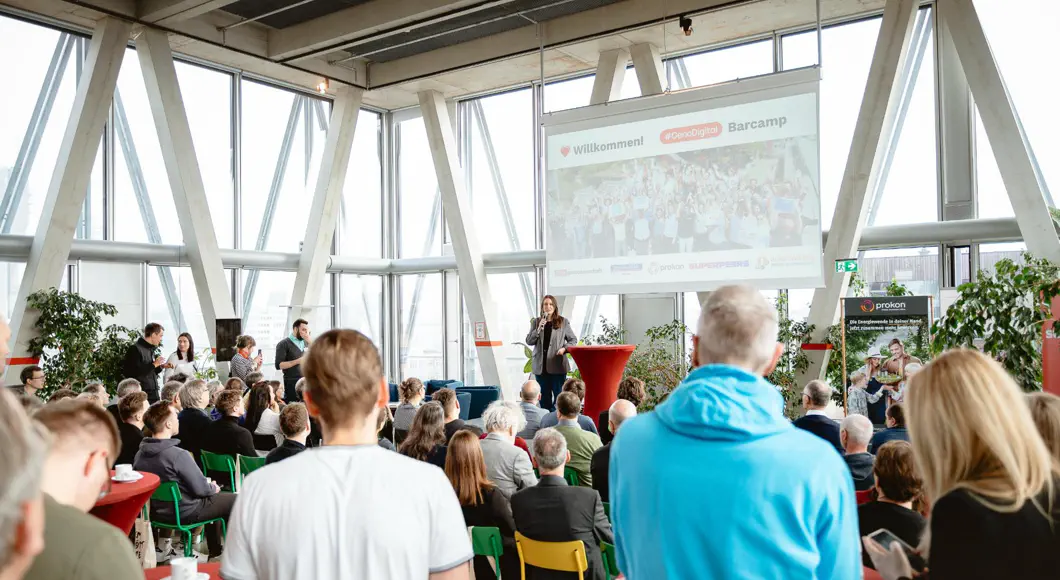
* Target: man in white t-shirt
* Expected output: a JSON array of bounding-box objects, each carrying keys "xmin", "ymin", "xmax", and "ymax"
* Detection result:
[{"xmin": 221, "ymin": 329, "xmax": 473, "ymax": 580}]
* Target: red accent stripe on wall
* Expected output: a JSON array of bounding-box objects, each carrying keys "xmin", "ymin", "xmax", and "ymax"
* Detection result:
[
  {"xmin": 8, "ymin": 357, "xmax": 41, "ymax": 365},
  {"xmin": 800, "ymin": 343, "xmax": 834, "ymax": 351},
  {"xmin": 473, "ymin": 341, "xmax": 503, "ymax": 347}
]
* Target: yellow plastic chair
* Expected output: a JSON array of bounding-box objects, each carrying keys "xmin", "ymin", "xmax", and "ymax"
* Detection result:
[{"xmin": 515, "ymin": 531, "xmax": 588, "ymax": 580}]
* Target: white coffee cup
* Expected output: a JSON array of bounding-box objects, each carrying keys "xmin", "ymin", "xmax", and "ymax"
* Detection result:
[
  {"xmin": 169, "ymin": 556, "xmax": 197, "ymax": 580},
  {"xmin": 114, "ymin": 464, "xmax": 133, "ymax": 479}
]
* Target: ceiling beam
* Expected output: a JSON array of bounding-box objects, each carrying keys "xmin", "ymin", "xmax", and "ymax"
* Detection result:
[
  {"xmin": 138, "ymin": 0, "xmax": 238, "ymax": 24},
  {"xmin": 267, "ymin": 0, "xmax": 487, "ymax": 61}
]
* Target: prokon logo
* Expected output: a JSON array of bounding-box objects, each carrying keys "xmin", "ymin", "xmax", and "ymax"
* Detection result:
[
  {"xmin": 659, "ymin": 122, "xmax": 723, "ymax": 144},
  {"xmin": 862, "ymin": 300, "xmax": 907, "ymax": 313},
  {"xmin": 560, "ymin": 137, "xmax": 645, "ymax": 157}
]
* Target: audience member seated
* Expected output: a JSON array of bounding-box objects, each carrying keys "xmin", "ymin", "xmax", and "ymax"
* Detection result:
[
  {"xmin": 18, "ymin": 392, "xmax": 44, "ymax": 415},
  {"xmin": 220, "ymin": 329, "xmax": 473, "ymax": 579},
  {"xmin": 793, "ymin": 379, "xmax": 843, "ymax": 453},
  {"xmin": 203, "ymin": 379, "xmax": 223, "ymax": 416},
  {"xmin": 269, "ymin": 380, "xmax": 286, "ymax": 411},
  {"xmin": 515, "ymin": 380, "xmax": 548, "ymax": 440},
  {"xmin": 553, "ymin": 392, "xmax": 603, "ymax": 487},
  {"xmin": 224, "ymin": 377, "xmax": 246, "ymax": 393},
  {"xmin": 202, "ymin": 390, "xmax": 255, "ymax": 489},
  {"xmin": 511, "ymin": 428, "xmax": 613, "ymax": 580},
  {"xmin": 599, "ymin": 377, "xmax": 645, "ymax": 445},
  {"xmin": 266, "ymin": 403, "xmax": 311, "ymax": 465},
  {"xmin": 868, "ymin": 403, "xmax": 910, "ymax": 455},
  {"xmin": 840, "ymin": 414, "xmax": 876, "ymax": 491},
  {"xmin": 295, "ymin": 378, "xmax": 323, "ymax": 447},
  {"xmin": 394, "ymin": 377, "xmax": 425, "ymax": 444},
  {"xmin": 14, "ymin": 365, "xmax": 45, "ymax": 404},
  {"xmin": 115, "ymin": 391, "xmax": 148, "ymax": 466},
  {"xmin": 176, "ymin": 379, "xmax": 213, "ymax": 466},
  {"xmin": 399, "ymin": 401, "xmax": 449, "ymax": 468},
  {"xmin": 243, "ymin": 371, "xmax": 265, "ymax": 392},
  {"xmin": 26, "ymin": 401, "xmax": 141, "ymax": 580},
  {"xmin": 81, "ymin": 383, "xmax": 109, "ymax": 408},
  {"xmin": 161, "ymin": 380, "xmax": 184, "ymax": 412},
  {"xmin": 48, "ymin": 388, "xmax": 77, "ymax": 403},
  {"xmin": 445, "ymin": 430, "xmax": 519, "ymax": 580},
  {"xmin": 480, "ymin": 400, "xmax": 537, "ymax": 499},
  {"xmin": 591, "ymin": 399, "xmax": 636, "ymax": 503},
  {"xmin": 245, "ymin": 382, "xmax": 282, "ymax": 454},
  {"xmin": 866, "ymin": 349, "xmax": 1060, "ymax": 580},
  {"xmin": 1027, "ymin": 391, "xmax": 1060, "ymax": 462},
  {"xmin": 377, "ymin": 404, "xmax": 395, "ymax": 451},
  {"xmin": 435, "ymin": 387, "xmax": 481, "ymax": 441},
  {"xmin": 0, "ymin": 388, "xmax": 47, "ymax": 580},
  {"xmin": 858, "ymin": 441, "xmax": 925, "ymax": 569},
  {"xmin": 540, "ymin": 378, "xmax": 600, "ymax": 434},
  {"xmin": 168, "ymin": 372, "xmax": 190, "ymax": 385},
  {"xmin": 611, "ymin": 285, "xmax": 859, "ymax": 579},
  {"xmin": 107, "ymin": 378, "xmax": 141, "ymax": 425},
  {"xmin": 134, "ymin": 401, "xmax": 235, "ymax": 559}
]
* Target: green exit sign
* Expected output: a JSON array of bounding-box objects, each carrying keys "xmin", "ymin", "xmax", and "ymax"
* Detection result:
[{"xmin": 835, "ymin": 259, "xmax": 859, "ymax": 273}]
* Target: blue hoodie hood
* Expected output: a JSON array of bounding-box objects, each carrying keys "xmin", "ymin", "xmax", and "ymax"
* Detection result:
[{"xmin": 654, "ymin": 364, "xmax": 792, "ymax": 441}]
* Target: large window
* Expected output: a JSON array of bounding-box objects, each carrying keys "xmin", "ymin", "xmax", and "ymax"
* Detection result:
[
  {"xmin": 242, "ymin": 270, "xmax": 294, "ymax": 379},
  {"xmin": 462, "ymin": 272, "xmax": 537, "ymax": 388},
  {"xmin": 399, "ymin": 273, "xmax": 444, "ymax": 380},
  {"xmin": 147, "ymin": 266, "xmax": 235, "ymax": 357},
  {"xmin": 339, "ymin": 111, "xmax": 383, "ymax": 257},
  {"xmin": 674, "ymin": 39, "xmax": 775, "ymax": 88},
  {"xmin": 338, "ymin": 274, "xmax": 383, "ymax": 344},
  {"xmin": 80, "ymin": 261, "xmax": 144, "ymax": 333},
  {"xmin": 396, "ymin": 116, "xmax": 441, "ymax": 258}
]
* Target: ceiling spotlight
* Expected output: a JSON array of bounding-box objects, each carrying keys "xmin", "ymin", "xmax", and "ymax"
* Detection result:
[
  {"xmin": 679, "ymin": 15, "xmax": 693, "ymax": 36},
  {"xmin": 316, "ymin": 78, "xmax": 329, "ymax": 94}
]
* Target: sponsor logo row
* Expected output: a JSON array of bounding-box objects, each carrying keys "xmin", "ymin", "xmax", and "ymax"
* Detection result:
[{"xmin": 559, "ymin": 116, "xmax": 790, "ymax": 157}]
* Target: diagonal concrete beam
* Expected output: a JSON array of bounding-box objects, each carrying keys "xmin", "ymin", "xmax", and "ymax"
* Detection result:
[
  {"xmin": 9, "ymin": 17, "xmax": 131, "ymax": 374},
  {"xmin": 797, "ymin": 0, "xmax": 919, "ymax": 385},
  {"xmin": 589, "ymin": 47, "xmax": 630, "ymax": 105},
  {"xmin": 138, "ymin": 0, "xmax": 239, "ymax": 24},
  {"xmin": 630, "ymin": 43, "xmax": 666, "ymax": 95},
  {"xmin": 136, "ymin": 27, "xmax": 236, "ymax": 345}
]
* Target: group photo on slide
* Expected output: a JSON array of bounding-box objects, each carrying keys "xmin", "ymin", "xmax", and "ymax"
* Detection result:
[{"xmin": 545, "ymin": 134, "xmax": 820, "ymax": 261}]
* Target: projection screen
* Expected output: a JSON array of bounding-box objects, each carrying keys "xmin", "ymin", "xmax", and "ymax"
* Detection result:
[{"xmin": 543, "ymin": 68, "xmax": 823, "ymax": 296}]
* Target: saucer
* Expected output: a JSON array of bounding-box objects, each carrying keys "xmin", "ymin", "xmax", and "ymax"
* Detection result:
[
  {"xmin": 161, "ymin": 574, "xmax": 209, "ymax": 580},
  {"xmin": 112, "ymin": 472, "xmax": 143, "ymax": 483}
]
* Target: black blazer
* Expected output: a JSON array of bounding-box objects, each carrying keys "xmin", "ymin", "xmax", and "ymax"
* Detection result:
[
  {"xmin": 793, "ymin": 414, "xmax": 843, "ymax": 453},
  {"xmin": 265, "ymin": 439, "xmax": 306, "ymax": 465},
  {"xmin": 121, "ymin": 337, "xmax": 162, "ymax": 400},
  {"xmin": 590, "ymin": 443, "xmax": 612, "ymax": 503},
  {"xmin": 115, "ymin": 422, "xmax": 144, "ymax": 466},
  {"xmin": 201, "ymin": 416, "xmax": 255, "ymax": 489},
  {"xmin": 511, "ymin": 475, "xmax": 614, "ymax": 580},
  {"xmin": 597, "ymin": 411, "xmax": 613, "ymax": 445},
  {"xmin": 176, "ymin": 408, "xmax": 213, "ymax": 468}
]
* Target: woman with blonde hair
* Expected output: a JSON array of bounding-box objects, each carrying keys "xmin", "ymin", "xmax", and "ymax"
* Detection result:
[
  {"xmin": 445, "ymin": 430, "xmax": 518, "ymax": 580},
  {"xmin": 393, "ymin": 377, "xmax": 424, "ymax": 445},
  {"xmin": 866, "ymin": 349, "xmax": 1060, "ymax": 579},
  {"xmin": 1027, "ymin": 391, "xmax": 1060, "ymax": 463}
]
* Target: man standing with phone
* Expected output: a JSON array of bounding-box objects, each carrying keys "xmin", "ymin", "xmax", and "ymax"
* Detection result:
[
  {"xmin": 276, "ymin": 319, "xmax": 311, "ymax": 402},
  {"xmin": 122, "ymin": 322, "xmax": 170, "ymax": 403}
]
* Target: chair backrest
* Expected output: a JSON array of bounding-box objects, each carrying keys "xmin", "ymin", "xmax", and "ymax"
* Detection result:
[
  {"xmin": 600, "ymin": 542, "xmax": 620, "ymax": 579},
  {"xmin": 564, "ymin": 466, "xmax": 580, "ymax": 487},
  {"xmin": 856, "ymin": 489, "xmax": 873, "ymax": 505},
  {"xmin": 515, "ymin": 532, "xmax": 587, "ymax": 579},
  {"xmin": 151, "ymin": 482, "xmax": 183, "ymax": 527},
  {"xmin": 200, "ymin": 450, "xmax": 236, "ymax": 489},
  {"xmin": 455, "ymin": 392, "xmax": 472, "ymax": 421},
  {"xmin": 239, "ymin": 454, "xmax": 266, "ymax": 480},
  {"xmin": 602, "ymin": 502, "xmax": 611, "ymax": 523},
  {"xmin": 471, "ymin": 526, "xmax": 504, "ymax": 578},
  {"xmin": 454, "ymin": 385, "xmax": 501, "ymax": 420},
  {"xmin": 388, "ymin": 383, "xmax": 399, "ymax": 403}
]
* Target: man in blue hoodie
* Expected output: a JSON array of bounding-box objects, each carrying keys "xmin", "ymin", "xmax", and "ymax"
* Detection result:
[{"xmin": 610, "ymin": 285, "xmax": 859, "ymax": 579}]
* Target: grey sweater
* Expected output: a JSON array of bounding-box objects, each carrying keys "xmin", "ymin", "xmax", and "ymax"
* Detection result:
[{"xmin": 133, "ymin": 438, "xmax": 216, "ymax": 520}]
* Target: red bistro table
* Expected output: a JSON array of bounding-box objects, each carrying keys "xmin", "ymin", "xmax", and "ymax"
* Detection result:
[
  {"xmin": 91, "ymin": 470, "xmax": 160, "ymax": 535},
  {"xmin": 567, "ymin": 345, "xmax": 636, "ymax": 429},
  {"xmin": 145, "ymin": 562, "xmax": 221, "ymax": 579}
]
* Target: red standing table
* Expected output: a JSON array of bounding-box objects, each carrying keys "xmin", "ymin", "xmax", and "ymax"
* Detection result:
[
  {"xmin": 91, "ymin": 470, "xmax": 160, "ymax": 535},
  {"xmin": 566, "ymin": 345, "xmax": 636, "ymax": 429}
]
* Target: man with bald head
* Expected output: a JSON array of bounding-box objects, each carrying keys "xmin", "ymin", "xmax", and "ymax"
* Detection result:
[
  {"xmin": 516, "ymin": 379, "xmax": 548, "ymax": 440},
  {"xmin": 609, "ymin": 285, "xmax": 858, "ymax": 580},
  {"xmin": 591, "ymin": 399, "xmax": 636, "ymax": 503}
]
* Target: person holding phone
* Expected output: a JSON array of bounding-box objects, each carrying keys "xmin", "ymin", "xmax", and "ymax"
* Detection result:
[
  {"xmin": 526, "ymin": 295, "xmax": 577, "ymax": 412},
  {"xmin": 230, "ymin": 335, "xmax": 262, "ymax": 383},
  {"xmin": 858, "ymin": 441, "xmax": 925, "ymax": 569}
]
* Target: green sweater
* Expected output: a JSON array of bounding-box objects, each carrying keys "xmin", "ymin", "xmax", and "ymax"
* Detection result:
[
  {"xmin": 555, "ymin": 422, "xmax": 603, "ymax": 487},
  {"xmin": 23, "ymin": 494, "xmax": 142, "ymax": 580}
]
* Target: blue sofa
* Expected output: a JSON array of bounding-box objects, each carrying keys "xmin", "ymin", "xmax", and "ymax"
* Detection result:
[{"xmin": 454, "ymin": 385, "xmax": 501, "ymax": 420}]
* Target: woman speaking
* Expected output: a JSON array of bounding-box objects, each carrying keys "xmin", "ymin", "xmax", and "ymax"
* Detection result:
[{"xmin": 526, "ymin": 295, "xmax": 578, "ymax": 411}]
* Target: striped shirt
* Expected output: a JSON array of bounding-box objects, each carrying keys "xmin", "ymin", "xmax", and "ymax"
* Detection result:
[{"xmin": 230, "ymin": 353, "xmax": 255, "ymax": 382}]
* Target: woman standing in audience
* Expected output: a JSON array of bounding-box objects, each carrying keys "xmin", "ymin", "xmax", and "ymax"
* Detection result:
[
  {"xmin": 866, "ymin": 349, "xmax": 1060, "ymax": 580},
  {"xmin": 393, "ymin": 377, "xmax": 424, "ymax": 444},
  {"xmin": 445, "ymin": 430, "xmax": 518, "ymax": 580},
  {"xmin": 526, "ymin": 295, "xmax": 578, "ymax": 412},
  {"xmin": 399, "ymin": 402, "xmax": 448, "ymax": 468},
  {"xmin": 165, "ymin": 332, "xmax": 199, "ymax": 382},
  {"xmin": 858, "ymin": 441, "xmax": 926, "ymax": 570},
  {"xmin": 1027, "ymin": 392, "xmax": 1060, "ymax": 462},
  {"xmin": 244, "ymin": 382, "xmax": 282, "ymax": 453},
  {"xmin": 229, "ymin": 335, "xmax": 262, "ymax": 382}
]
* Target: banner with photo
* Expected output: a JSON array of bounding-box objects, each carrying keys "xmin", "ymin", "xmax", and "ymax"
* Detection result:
[{"xmin": 841, "ymin": 296, "xmax": 932, "ymax": 426}]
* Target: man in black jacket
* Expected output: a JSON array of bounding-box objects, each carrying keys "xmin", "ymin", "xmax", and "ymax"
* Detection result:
[
  {"xmin": 201, "ymin": 390, "xmax": 255, "ymax": 490},
  {"xmin": 792, "ymin": 380, "xmax": 843, "ymax": 454},
  {"xmin": 512, "ymin": 428, "xmax": 613, "ymax": 580},
  {"xmin": 121, "ymin": 323, "xmax": 168, "ymax": 403},
  {"xmin": 176, "ymin": 379, "xmax": 213, "ymax": 468},
  {"xmin": 275, "ymin": 319, "xmax": 310, "ymax": 403}
]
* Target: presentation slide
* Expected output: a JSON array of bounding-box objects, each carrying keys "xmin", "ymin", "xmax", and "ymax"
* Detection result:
[{"xmin": 544, "ymin": 75, "xmax": 823, "ymax": 296}]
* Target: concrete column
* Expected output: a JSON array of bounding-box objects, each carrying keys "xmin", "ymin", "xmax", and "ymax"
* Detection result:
[
  {"xmin": 630, "ymin": 43, "xmax": 666, "ymax": 96},
  {"xmin": 590, "ymin": 47, "xmax": 630, "ymax": 105},
  {"xmin": 288, "ymin": 86, "xmax": 363, "ymax": 328},
  {"xmin": 9, "ymin": 18, "xmax": 130, "ymax": 374},
  {"xmin": 418, "ymin": 90, "xmax": 511, "ymax": 397},
  {"xmin": 136, "ymin": 28, "xmax": 236, "ymax": 346},
  {"xmin": 798, "ymin": 0, "xmax": 920, "ymax": 384},
  {"xmin": 940, "ymin": 0, "xmax": 1060, "ymax": 261}
]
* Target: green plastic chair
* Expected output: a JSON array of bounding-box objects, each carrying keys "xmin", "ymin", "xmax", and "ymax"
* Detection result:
[
  {"xmin": 600, "ymin": 541, "xmax": 620, "ymax": 580},
  {"xmin": 471, "ymin": 526, "xmax": 504, "ymax": 579},
  {"xmin": 238, "ymin": 454, "xmax": 265, "ymax": 483},
  {"xmin": 200, "ymin": 450, "xmax": 237, "ymax": 491},
  {"xmin": 150, "ymin": 482, "xmax": 227, "ymax": 557},
  {"xmin": 602, "ymin": 502, "xmax": 611, "ymax": 523},
  {"xmin": 563, "ymin": 466, "xmax": 580, "ymax": 487}
]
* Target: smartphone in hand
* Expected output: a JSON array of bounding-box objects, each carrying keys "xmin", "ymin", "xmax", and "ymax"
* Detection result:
[{"xmin": 868, "ymin": 528, "xmax": 927, "ymax": 572}]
